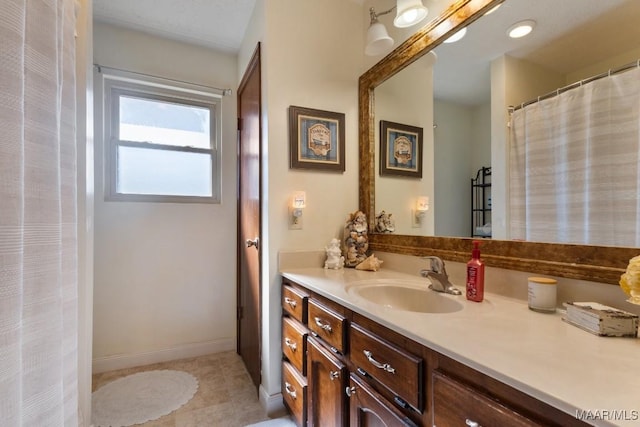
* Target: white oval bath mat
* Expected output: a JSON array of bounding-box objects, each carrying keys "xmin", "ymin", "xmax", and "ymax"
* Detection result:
[{"xmin": 92, "ymin": 370, "xmax": 198, "ymax": 427}]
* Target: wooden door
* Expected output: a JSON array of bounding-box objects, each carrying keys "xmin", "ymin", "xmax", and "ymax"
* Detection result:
[
  {"xmin": 307, "ymin": 337, "xmax": 348, "ymax": 426},
  {"xmin": 237, "ymin": 43, "xmax": 262, "ymax": 389}
]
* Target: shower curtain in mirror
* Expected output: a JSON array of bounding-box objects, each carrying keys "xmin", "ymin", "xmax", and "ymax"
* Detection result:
[
  {"xmin": 509, "ymin": 66, "xmax": 640, "ymax": 247},
  {"xmin": 0, "ymin": 0, "xmax": 78, "ymax": 425}
]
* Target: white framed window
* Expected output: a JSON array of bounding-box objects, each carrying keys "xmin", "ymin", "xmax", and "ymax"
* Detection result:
[{"xmin": 102, "ymin": 71, "xmax": 221, "ymax": 203}]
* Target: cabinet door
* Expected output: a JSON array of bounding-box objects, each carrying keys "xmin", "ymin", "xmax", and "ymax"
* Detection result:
[
  {"xmin": 348, "ymin": 373, "xmax": 419, "ymax": 427},
  {"xmin": 307, "ymin": 336, "xmax": 348, "ymax": 426}
]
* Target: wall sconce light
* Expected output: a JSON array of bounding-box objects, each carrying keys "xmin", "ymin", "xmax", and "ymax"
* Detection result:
[
  {"xmin": 365, "ymin": 0, "xmax": 429, "ymax": 56},
  {"xmin": 289, "ymin": 191, "xmax": 306, "ymax": 229},
  {"xmin": 413, "ymin": 196, "xmax": 429, "ymax": 227}
]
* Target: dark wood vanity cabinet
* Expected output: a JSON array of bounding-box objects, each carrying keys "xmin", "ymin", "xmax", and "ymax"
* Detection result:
[
  {"xmin": 307, "ymin": 336, "xmax": 349, "ymax": 426},
  {"xmin": 281, "ymin": 278, "xmax": 589, "ymax": 427}
]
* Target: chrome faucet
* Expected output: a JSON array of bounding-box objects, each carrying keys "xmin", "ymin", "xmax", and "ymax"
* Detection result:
[{"xmin": 420, "ymin": 256, "xmax": 462, "ymax": 295}]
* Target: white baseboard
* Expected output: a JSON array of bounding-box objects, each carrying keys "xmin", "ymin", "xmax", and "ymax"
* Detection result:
[
  {"xmin": 92, "ymin": 338, "xmax": 235, "ymax": 374},
  {"xmin": 259, "ymin": 385, "xmax": 285, "ymax": 417}
]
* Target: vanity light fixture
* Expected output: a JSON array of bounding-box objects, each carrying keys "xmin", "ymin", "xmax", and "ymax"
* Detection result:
[
  {"xmin": 508, "ymin": 20, "xmax": 536, "ymax": 39},
  {"xmin": 413, "ymin": 196, "xmax": 429, "ymax": 226},
  {"xmin": 365, "ymin": 0, "xmax": 429, "ymax": 56},
  {"xmin": 393, "ymin": 0, "xmax": 429, "ymax": 28},
  {"xmin": 290, "ymin": 191, "xmax": 306, "ymax": 229},
  {"xmin": 443, "ymin": 27, "xmax": 467, "ymax": 44}
]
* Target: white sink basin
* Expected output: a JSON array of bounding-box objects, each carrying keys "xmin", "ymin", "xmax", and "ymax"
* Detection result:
[{"xmin": 346, "ymin": 279, "xmax": 464, "ymax": 314}]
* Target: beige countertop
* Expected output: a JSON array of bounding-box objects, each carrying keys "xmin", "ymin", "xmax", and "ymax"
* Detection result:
[{"xmin": 281, "ymin": 267, "xmax": 640, "ymax": 427}]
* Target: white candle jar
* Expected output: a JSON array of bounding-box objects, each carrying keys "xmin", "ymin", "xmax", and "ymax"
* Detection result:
[{"xmin": 528, "ymin": 277, "xmax": 557, "ymax": 313}]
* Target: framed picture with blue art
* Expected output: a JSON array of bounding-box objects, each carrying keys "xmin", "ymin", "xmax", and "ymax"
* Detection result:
[
  {"xmin": 289, "ymin": 105, "xmax": 345, "ymax": 172},
  {"xmin": 379, "ymin": 120, "xmax": 423, "ymax": 178}
]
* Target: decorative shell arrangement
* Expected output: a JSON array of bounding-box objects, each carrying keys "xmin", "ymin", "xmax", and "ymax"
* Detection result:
[
  {"xmin": 620, "ymin": 255, "xmax": 640, "ymax": 305},
  {"xmin": 343, "ymin": 210, "xmax": 369, "ymax": 268},
  {"xmin": 355, "ymin": 254, "xmax": 383, "ymax": 272},
  {"xmin": 375, "ymin": 211, "xmax": 395, "ymax": 233}
]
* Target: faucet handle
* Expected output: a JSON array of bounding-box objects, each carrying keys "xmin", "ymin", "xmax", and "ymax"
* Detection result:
[{"xmin": 421, "ymin": 256, "xmax": 445, "ymax": 274}]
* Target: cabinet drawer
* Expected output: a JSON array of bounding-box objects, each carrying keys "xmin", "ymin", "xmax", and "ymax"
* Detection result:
[
  {"xmin": 308, "ymin": 298, "xmax": 348, "ymax": 354},
  {"xmin": 282, "ymin": 361, "xmax": 307, "ymax": 427},
  {"xmin": 349, "ymin": 373, "xmax": 419, "ymax": 427},
  {"xmin": 282, "ymin": 317, "xmax": 308, "ymax": 375},
  {"xmin": 433, "ymin": 371, "xmax": 542, "ymax": 427},
  {"xmin": 282, "ymin": 284, "xmax": 308, "ymax": 323},
  {"xmin": 350, "ymin": 323, "xmax": 423, "ymax": 411}
]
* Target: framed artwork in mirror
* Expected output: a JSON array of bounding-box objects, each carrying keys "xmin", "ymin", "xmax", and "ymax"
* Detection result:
[
  {"xmin": 289, "ymin": 105, "xmax": 345, "ymax": 172},
  {"xmin": 380, "ymin": 120, "xmax": 423, "ymax": 178}
]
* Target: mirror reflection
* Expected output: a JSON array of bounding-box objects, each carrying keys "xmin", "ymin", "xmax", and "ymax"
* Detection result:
[{"xmin": 372, "ymin": 0, "xmax": 640, "ymax": 246}]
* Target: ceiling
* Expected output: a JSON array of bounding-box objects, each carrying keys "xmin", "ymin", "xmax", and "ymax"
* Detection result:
[
  {"xmin": 432, "ymin": 0, "xmax": 640, "ymax": 106},
  {"xmin": 92, "ymin": 0, "xmax": 257, "ymax": 53},
  {"xmin": 92, "ymin": 0, "xmax": 639, "ymax": 104}
]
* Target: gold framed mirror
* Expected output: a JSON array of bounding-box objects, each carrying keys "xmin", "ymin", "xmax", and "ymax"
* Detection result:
[{"xmin": 358, "ymin": 0, "xmax": 638, "ymax": 285}]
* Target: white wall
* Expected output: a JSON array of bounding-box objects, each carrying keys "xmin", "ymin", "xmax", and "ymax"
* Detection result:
[
  {"xmin": 375, "ymin": 54, "xmax": 435, "ymax": 235},
  {"xmin": 236, "ymin": 0, "xmax": 365, "ymax": 412},
  {"xmin": 433, "ymin": 100, "xmax": 472, "ymax": 236},
  {"xmin": 92, "ymin": 23, "xmax": 238, "ymax": 372}
]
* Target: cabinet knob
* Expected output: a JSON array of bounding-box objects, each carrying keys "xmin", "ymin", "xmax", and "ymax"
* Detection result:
[
  {"xmin": 314, "ymin": 317, "xmax": 333, "ymax": 333},
  {"xmin": 465, "ymin": 419, "xmax": 480, "ymax": 427},
  {"xmin": 284, "ymin": 382, "xmax": 297, "ymax": 399},
  {"xmin": 329, "ymin": 370, "xmax": 340, "ymax": 381},
  {"xmin": 284, "ymin": 297, "xmax": 297, "ymax": 308},
  {"xmin": 345, "ymin": 386, "xmax": 356, "ymax": 397},
  {"xmin": 284, "ymin": 337, "xmax": 297, "ymax": 352}
]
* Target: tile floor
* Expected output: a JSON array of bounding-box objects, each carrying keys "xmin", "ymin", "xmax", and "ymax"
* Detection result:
[{"xmin": 92, "ymin": 351, "xmax": 285, "ymax": 427}]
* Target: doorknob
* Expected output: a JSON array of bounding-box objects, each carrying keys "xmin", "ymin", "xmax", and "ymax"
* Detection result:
[{"xmin": 245, "ymin": 238, "xmax": 259, "ymax": 250}]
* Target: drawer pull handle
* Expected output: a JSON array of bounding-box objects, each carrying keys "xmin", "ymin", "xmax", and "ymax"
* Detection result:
[
  {"xmin": 284, "ymin": 297, "xmax": 297, "ymax": 308},
  {"xmin": 465, "ymin": 419, "xmax": 480, "ymax": 427},
  {"xmin": 284, "ymin": 337, "xmax": 297, "ymax": 351},
  {"xmin": 363, "ymin": 350, "xmax": 396, "ymax": 374},
  {"xmin": 314, "ymin": 317, "xmax": 333, "ymax": 332},
  {"xmin": 284, "ymin": 382, "xmax": 297, "ymax": 399},
  {"xmin": 329, "ymin": 370, "xmax": 340, "ymax": 381},
  {"xmin": 345, "ymin": 386, "xmax": 356, "ymax": 397}
]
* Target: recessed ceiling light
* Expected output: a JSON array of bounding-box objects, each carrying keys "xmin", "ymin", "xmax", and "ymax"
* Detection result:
[
  {"xmin": 443, "ymin": 27, "xmax": 467, "ymax": 44},
  {"xmin": 508, "ymin": 20, "xmax": 536, "ymax": 38}
]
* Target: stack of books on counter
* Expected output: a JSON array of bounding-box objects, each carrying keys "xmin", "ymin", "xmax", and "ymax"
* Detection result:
[{"xmin": 562, "ymin": 302, "xmax": 638, "ymax": 337}]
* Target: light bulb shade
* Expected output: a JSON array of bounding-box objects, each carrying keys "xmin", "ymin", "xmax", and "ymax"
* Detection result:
[
  {"xmin": 292, "ymin": 191, "xmax": 306, "ymax": 209},
  {"xmin": 365, "ymin": 22, "xmax": 394, "ymax": 56},
  {"xmin": 394, "ymin": 0, "xmax": 428, "ymax": 28},
  {"xmin": 416, "ymin": 196, "xmax": 429, "ymax": 211}
]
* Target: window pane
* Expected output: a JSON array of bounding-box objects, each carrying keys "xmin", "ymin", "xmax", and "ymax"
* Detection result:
[
  {"xmin": 119, "ymin": 95, "xmax": 211, "ymax": 149},
  {"xmin": 117, "ymin": 146, "xmax": 212, "ymax": 197}
]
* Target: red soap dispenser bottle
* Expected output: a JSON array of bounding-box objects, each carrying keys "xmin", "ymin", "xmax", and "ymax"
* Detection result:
[{"xmin": 466, "ymin": 240, "xmax": 485, "ymax": 302}]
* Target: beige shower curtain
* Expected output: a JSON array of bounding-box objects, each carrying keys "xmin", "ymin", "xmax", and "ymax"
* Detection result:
[
  {"xmin": 509, "ymin": 66, "xmax": 640, "ymax": 247},
  {"xmin": 0, "ymin": 0, "xmax": 78, "ymax": 425}
]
